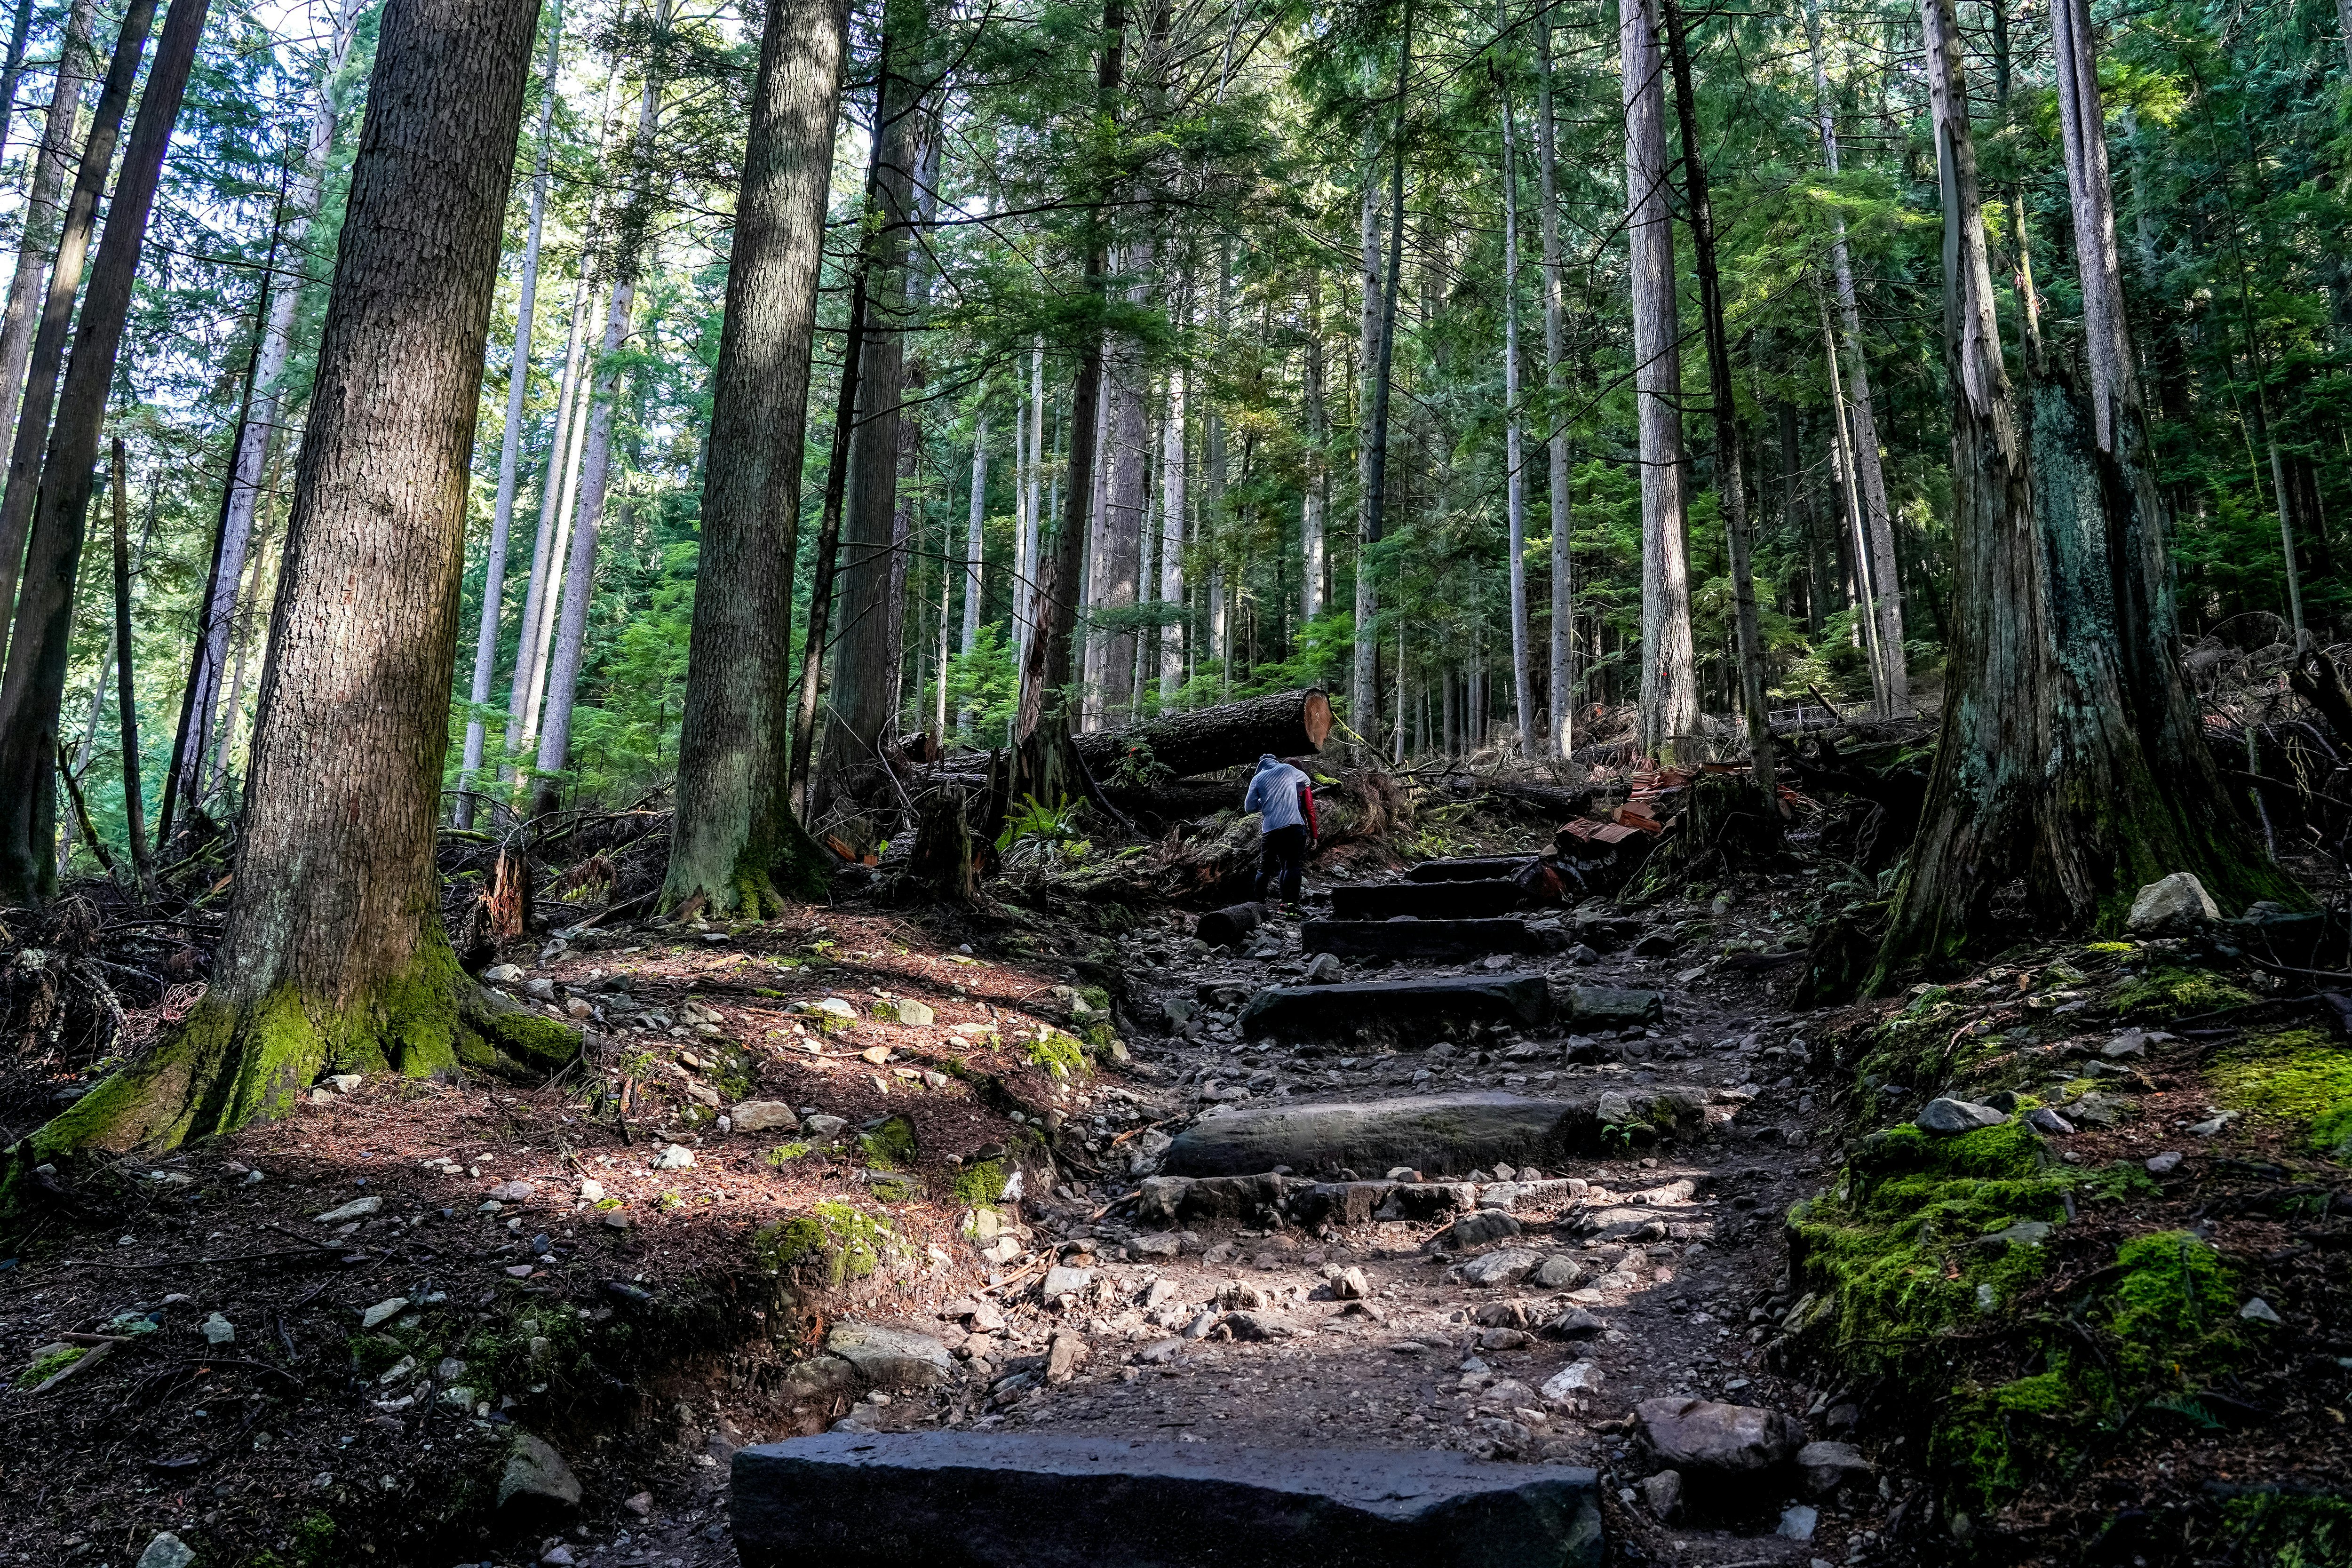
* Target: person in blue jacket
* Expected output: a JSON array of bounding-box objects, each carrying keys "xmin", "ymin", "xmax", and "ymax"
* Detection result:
[{"xmin": 1242, "ymin": 753, "xmax": 1318, "ymax": 907}]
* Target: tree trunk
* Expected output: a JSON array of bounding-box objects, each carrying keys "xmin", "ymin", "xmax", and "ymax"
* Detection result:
[
  {"xmin": 1073, "ymin": 687, "xmax": 1331, "ymax": 780},
  {"xmin": 0, "ymin": 0, "xmax": 201, "ymax": 909},
  {"xmin": 1877, "ymin": 0, "xmax": 2284, "ymax": 979},
  {"xmin": 1538, "ymin": 16, "xmax": 1572, "ymax": 760},
  {"xmin": 499, "ymin": 274, "xmax": 589, "ymax": 779},
  {"xmin": 108, "ymin": 439, "xmax": 150, "ymax": 893},
  {"xmin": 1497, "ymin": 23, "xmax": 1532, "ymax": 754},
  {"xmin": 817, "ymin": 0, "xmax": 927, "ymax": 813},
  {"xmin": 1096, "ymin": 234, "xmax": 1152, "ymax": 724},
  {"xmin": 0, "ymin": 0, "xmax": 155, "ymax": 641},
  {"xmin": 1819, "ymin": 290, "xmax": 1891, "ymax": 713},
  {"xmin": 660, "ymin": 0, "xmax": 844, "ymax": 916},
  {"xmin": 1350, "ymin": 121, "xmax": 1381, "ymax": 738},
  {"xmin": 1160, "ymin": 362, "xmax": 1187, "ymax": 702},
  {"xmin": 1662, "ymin": 0, "xmax": 1774, "ymax": 804},
  {"xmin": 1301, "ymin": 272, "xmax": 1325, "ymax": 624},
  {"xmin": 1804, "ymin": 0, "xmax": 1906, "ymax": 714},
  {"xmin": 955, "ymin": 405, "xmax": 985, "ymax": 732},
  {"xmin": 1620, "ymin": 0, "xmax": 1696, "ymax": 760},
  {"xmin": 18, "ymin": 0, "xmax": 572, "ymax": 1170},
  {"xmin": 459, "ymin": 0, "xmax": 563, "ymax": 826},
  {"xmin": 1354, "ymin": 8, "xmax": 1413, "ymax": 753},
  {"xmin": 785, "ymin": 208, "xmax": 869, "ymax": 817},
  {"xmin": 0, "ymin": 0, "xmax": 94, "ymax": 459},
  {"xmin": 530, "ymin": 27, "xmax": 667, "ymax": 818}
]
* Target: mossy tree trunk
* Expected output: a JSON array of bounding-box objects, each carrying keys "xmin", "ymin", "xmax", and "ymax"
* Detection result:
[
  {"xmin": 1875, "ymin": 0, "xmax": 2286, "ymax": 981},
  {"xmin": 15, "ymin": 0, "xmax": 572, "ymax": 1168},
  {"xmin": 663, "ymin": 0, "xmax": 846, "ymax": 917}
]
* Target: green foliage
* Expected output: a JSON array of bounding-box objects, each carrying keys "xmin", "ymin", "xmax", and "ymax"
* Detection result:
[
  {"xmin": 2220, "ymin": 1492, "xmax": 2352, "ymax": 1568},
  {"xmin": 995, "ymin": 794, "xmax": 1091, "ymax": 868},
  {"xmin": 764, "ymin": 1141, "xmax": 814, "ymax": 1167}
]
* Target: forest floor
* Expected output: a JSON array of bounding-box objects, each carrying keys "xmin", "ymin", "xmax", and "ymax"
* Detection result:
[{"xmin": 2, "ymin": 772, "xmax": 2348, "ymax": 1568}]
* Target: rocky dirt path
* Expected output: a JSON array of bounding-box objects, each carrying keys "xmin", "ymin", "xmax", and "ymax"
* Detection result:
[{"xmin": 820, "ymin": 858, "xmax": 1879, "ymax": 1568}]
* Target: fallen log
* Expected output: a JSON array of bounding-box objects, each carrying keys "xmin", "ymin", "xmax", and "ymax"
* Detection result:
[
  {"xmin": 1196, "ymin": 903, "xmax": 1265, "ymax": 948},
  {"xmin": 1074, "ymin": 688, "xmax": 1332, "ymax": 780}
]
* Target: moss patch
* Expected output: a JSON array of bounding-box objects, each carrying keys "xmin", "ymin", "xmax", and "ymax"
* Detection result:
[
  {"xmin": 953, "ymin": 1159, "xmax": 1008, "ymax": 1205},
  {"xmin": 755, "ymin": 1201, "xmax": 895, "ymax": 1288},
  {"xmin": 15, "ymin": 1343, "xmax": 86, "ymax": 1389},
  {"xmin": 2112, "ymin": 966, "xmax": 2254, "ymax": 1020},
  {"xmin": 857, "ymin": 1115, "xmax": 918, "ymax": 1169},
  {"xmin": 2212, "ymin": 1029, "xmax": 2352, "ymax": 1156},
  {"xmin": 1025, "ymin": 1028, "xmax": 1089, "ymax": 1079}
]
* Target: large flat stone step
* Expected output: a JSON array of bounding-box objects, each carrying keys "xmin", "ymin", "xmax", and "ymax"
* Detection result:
[
  {"xmin": 1162, "ymin": 1087, "xmax": 1710, "ymax": 1177},
  {"xmin": 1240, "ymin": 973, "xmax": 1549, "ymax": 1038},
  {"xmin": 1405, "ymin": 856, "xmax": 1534, "ymax": 883},
  {"xmin": 1330, "ymin": 879, "xmax": 1526, "ymax": 920},
  {"xmin": 1301, "ymin": 917, "xmax": 1543, "ymax": 960},
  {"xmin": 732, "ymin": 1432, "xmax": 1604, "ymax": 1568}
]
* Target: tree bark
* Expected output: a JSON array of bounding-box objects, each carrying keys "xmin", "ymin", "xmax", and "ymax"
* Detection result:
[
  {"xmin": 955, "ymin": 405, "xmax": 985, "ymax": 732},
  {"xmin": 1877, "ymin": 0, "xmax": 2283, "ymax": 978},
  {"xmin": 17, "ymin": 0, "xmax": 572, "ymax": 1170},
  {"xmin": 1538, "ymin": 16, "xmax": 1572, "ymax": 760},
  {"xmin": 108, "ymin": 439, "xmax": 150, "ymax": 893},
  {"xmin": 1095, "ymin": 233, "xmax": 1152, "ymax": 724},
  {"xmin": 1300, "ymin": 272, "xmax": 1325, "ymax": 623},
  {"xmin": 0, "ymin": 0, "xmax": 154, "ymax": 642},
  {"xmin": 1160, "ymin": 362, "xmax": 1187, "ymax": 702},
  {"xmin": 1073, "ymin": 687, "xmax": 1331, "ymax": 779},
  {"xmin": 1350, "ymin": 120, "xmax": 1381, "ymax": 738},
  {"xmin": 0, "ymin": 0, "xmax": 94, "ymax": 461},
  {"xmin": 817, "ymin": 0, "xmax": 927, "ymax": 813},
  {"xmin": 660, "ymin": 0, "xmax": 845, "ymax": 915},
  {"xmin": 1662, "ymin": 0, "xmax": 1774, "ymax": 804},
  {"xmin": 1620, "ymin": 0, "xmax": 1696, "ymax": 759},
  {"xmin": 1497, "ymin": 22, "xmax": 1532, "ymax": 753},
  {"xmin": 0, "ymin": 0, "xmax": 200, "ymax": 909},
  {"xmin": 501, "ymin": 274, "xmax": 589, "ymax": 779},
  {"xmin": 1354, "ymin": 7, "xmax": 1413, "ymax": 752},
  {"xmin": 459, "ymin": 0, "xmax": 563, "ymax": 827}
]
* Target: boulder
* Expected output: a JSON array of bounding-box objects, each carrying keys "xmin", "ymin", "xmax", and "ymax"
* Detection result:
[
  {"xmin": 824, "ymin": 1321, "xmax": 953, "ymax": 1390},
  {"xmin": 1541, "ymin": 1361, "xmax": 1605, "ymax": 1400},
  {"xmin": 1639, "ymin": 1470, "xmax": 1682, "ymax": 1521},
  {"xmin": 498, "ymin": 1432, "xmax": 582, "ymax": 1516},
  {"xmin": 1564, "ymin": 987, "xmax": 1665, "ymax": 1028},
  {"xmin": 1372, "ymin": 1182, "xmax": 1477, "ymax": 1221},
  {"xmin": 1797, "ymin": 1440, "xmax": 1874, "ymax": 1499},
  {"xmin": 1635, "ymin": 1398, "xmax": 1801, "ymax": 1473},
  {"xmin": 1165, "ymin": 1089, "xmax": 1704, "ymax": 1179},
  {"xmin": 2125, "ymin": 872, "xmax": 2219, "ymax": 934},
  {"xmin": 1291, "ymin": 1181, "xmax": 1397, "ymax": 1228},
  {"xmin": 1915, "ymin": 1098, "xmax": 2008, "ymax": 1135},
  {"xmin": 1454, "ymin": 1248, "xmax": 1543, "ymax": 1287},
  {"xmin": 134, "ymin": 1535, "xmax": 195, "ymax": 1568},
  {"xmin": 733, "ymin": 1101, "xmax": 800, "ymax": 1133},
  {"xmin": 1435, "ymin": 1210, "xmax": 1523, "ymax": 1250},
  {"xmin": 731, "ymin": 1433, "xmax": 1604, "ymax": 1568}
]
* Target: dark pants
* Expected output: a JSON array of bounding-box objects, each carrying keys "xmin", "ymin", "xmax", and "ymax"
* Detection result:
[{"xmin": 1257, "ymin": 824, "xmax": 1308, "ymax": 904}]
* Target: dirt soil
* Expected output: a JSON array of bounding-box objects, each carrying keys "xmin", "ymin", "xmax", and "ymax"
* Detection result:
[{"xmin": 3, "ymin": 807, "xmax": 2347, "ymax": 1568}]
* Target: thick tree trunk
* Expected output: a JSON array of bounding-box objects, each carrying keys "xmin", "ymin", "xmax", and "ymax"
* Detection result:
[
  {"xmin": 0, "ymin": 0, "xmax": 154, "ymax": 643},
  {"xmin": 459, "ymin": 0, "xmax": 563, "ymax": 827},
  {"xmin": 1538, "ymin": 16, "xmax": 1572, "ymax": 760},
  {"xmin": 818, "ymin": 0, "xmax": 927, "ymax": 812},
  {"xmin": 1498, "ymin": 32, "xmax": 1532, "ymax": 753},
  {"xmin": 15, "ymin": 0, "xmax": 572, "ymax": 1170},
  {"xmin": 1159, "ymin": 363, "xmax": 1186, "ymax": 702},
  {"xmin": 1073, "ymin": 687, "xmax": 1331, "ymax": 780},
  {"xmin": 1877, "ymin": 0, "xmax": 2284, "ymax": 978},
  {"xmin": 660, "ymin": 0, "xmax": 845, "ymax": 916},
  {"xmin": 0, "ymin": 0, "xmax": 201, "ymax": 909},
  {"xmin": 0, "ymin": 0, "xmax": 94, "ymax": 460},
  {"xmin": 1350, "ymin": 123, "xmax": 1382, "ymax": 738},
  {"xmin": 1301, "ymin": 273, "xmax": 1325, "ymax": 624},
  {"xmin": 1620, "ymin": 0, "xmax": 1697, "ymax": 759},
  {"xmin": 1095, "ymin": 234, "xmax": 1152, "ymax": 724},
  {"xmin": 1354, "ymin": 10, "xmax": 1412, "ymax": 752},
  {"xmin": 1663, "ymin": 0, "xmax": 1774, "ymax": 804}
]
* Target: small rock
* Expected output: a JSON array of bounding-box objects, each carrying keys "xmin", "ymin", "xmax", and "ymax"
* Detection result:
[
  {"xmin": 2188, "ymin": 1111, "xmax": 2235, "ymax": 1136},
  {"xmin": 487, "ymin": 1179, "xmax": 538, "ymax": 1202},
  {"xmin": 326, "ymin": 1073, "xmax": 363, "ymax": 1093},
  {"xmin": 2026, "ymin": 1107, "xmax": 2075, "ymax": 1135},
  {"xmin": 201, "ymin": 1312, "xmax": 235, "ymax": 1345},
  {"xmin": 315, "ymin": 1196, "xmax": 383, "ymax": 1224},
  {"xmin": 134, "ymin": 1533, "xmax": 196, "ymax": 1568},
  {"xmin": 577, "ymin": 1179, "xmax": 605, "ymax": 1202},
  {"xmin": 540, "ymin": 1546, "xmax": 577, "ymax": 1567},
  {"xmin": 1040, "ymin": 1265, "xmax": 1093, "ymax": 1301},
  {"xmin": 804, "ymin": 1114, "xmax": 848, "ymax": 1138},
  {"xmin": 1597, "ymin": 1090, "xmax": 1635, "ymax": 1124},
  {"xmin": 1797, "ymin": 1439, "xmax": 1874, "ymax": 1498},
  {"xmin": 1332, "ymin": 1266, "xmax": 1371, "ymax": 1301},
  {"xmin": 1045, "ymin": 1329, "xmax": 1090, "ymax": 1384},
  {"xmin": 895, "ymin": 998, "xmax": 935, "ymax": 1027},
  {"xmin": 824, "ymin": 1321, "xmax": 953, "ymax": 1389},
  {"xmin": 1455, "ymin": 1248, "xmax": 1543, "ymax": 1288},
  {"xmin": 653, "ymin": 1144, "xmax": 696, "ymax": 1170},
  {"xmin": 2125, "ymin": 872, "xmax": 2219, "ymax": 934},
  {"xmin": 1534, "ymin": 1256, "xmax": 1585, "ymax": 1290},
  {"xmin": 2240, "ymin": 1297, "xmax": 2283, "ymax": 1325},
  {"xmin": 359, "ymin": 1297, "xmax": 410, "ymax": 1330},
  {"xmin": 1778, "ymin": 1503, "xmax": 1819, "ymax": 1543},
  {"xmin": 2146, "ymin": 1150, "xmax": 2184, "ymax": 1176},
  {"xmin": 1545, "ymin": 1306, "xmax": 1606, "ymax": 1338},
  {"xmin": 861, "ymin": 1046, "xmax": 893, "ymax": 1066},
  {"xmin": 1977, "ymin": 1219, "xmax": 2052, "ymax": 1252},
  {"xmin": 376, "ymin": 1355, "xmax": 417, "ymax": 1386},
  {"xmin": 1636, "ymin": 1397, "xmax": 1802, "ymax": 1472},
  {"xmin": 565, "ymin": 997, "xmax": 595, "ymax": 1019},
  {"xmin": 812, "ymin": 996, "xmax": 858, "ymax": 1019},
  {"xmin": 1916, "ymin": 1098, "xmax": 2008, "ymax": 1135},
  {"xmin": 1305, "ymin": 953, "xmax": 1344, "ymax": 985},
  {"xmin": 483, "ymin": 963, "xmax": 525, "ymax": 983},
  {"xmin": 1639, "ymin": 1470, "xmax": 1682, "ymax": 1520},
  {"xmin": 498, "ymin": 1431, "xmax": 582, "ymax": 1515},
  {"xmin": 1438, "ymin": 1210, "xmax": 1523, "ymax": 1250},
  {"xmin": 1541, "ymin": 1361, "xmax": 1604, "ymax": 1401},
  {"xmin": 622, "ymin": 1491, "xmax": 653, "ymax": 1518}
]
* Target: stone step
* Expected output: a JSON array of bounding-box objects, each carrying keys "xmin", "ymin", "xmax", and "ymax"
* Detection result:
[
  {"xmin": 732, "ymin": 1433, "xmax": 1604, "ymax": 1568},
  {"xmin": 1565, "ymin": 985, "xmax": 1666, "ymax": 1027},
  {"xmin": 1240, "ymin": 973, "xmax": 1549, "ymax": 1038},
  {"xmin": 1404, "ymin": 856, "xmax": 1534, "ymax": 883},
  {"xmin": 1301, "ymin": 917, "xmax": 1544, "ymax": 961},
  {"xmin": 1329, "ymin": 879, "xmax": 1526, "ymax": 920},
  {"xmin": 1161, "ymin": 1087, "xmax": 1710, "ymax": 1178}
]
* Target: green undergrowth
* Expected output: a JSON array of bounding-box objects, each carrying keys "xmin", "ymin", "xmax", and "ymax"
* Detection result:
[
  {"xmin": 1025, "ymin": 1027, "xmax": 1090, "ymax": 1078},
  {"xmin": 2211, "ymin": 1029, "xmax": 2352, "ymax": 1159},
  {"xmin": 755, "ymin": 1201, "xmax": 896, "ymax": 1288},
  {"xmin": 2218, "ymin": 1491, "xmax": 2352, "ymax": 1568},
  {"xmin": 2113, "ymin": 966, "xmax": 2255, "ymax": 1020},
  {"xmin": 1793, "ymin": 1110, "xmax": 2257, "ymax": 1520}
]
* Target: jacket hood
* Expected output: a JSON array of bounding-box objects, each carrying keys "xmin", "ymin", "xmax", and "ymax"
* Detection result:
[{"xmin": 1256, "ymin": 754, "xmax": 1282, "ymax": 772}]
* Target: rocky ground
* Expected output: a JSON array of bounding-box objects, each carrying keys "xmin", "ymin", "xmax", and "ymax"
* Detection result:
[{"xmin": 4, "ymin": 798, "xmax": 2348, "ymax": 1568}]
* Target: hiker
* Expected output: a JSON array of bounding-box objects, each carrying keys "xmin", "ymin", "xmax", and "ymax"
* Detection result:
[{"xmin": 1242, "ymin": 753, "xmax": 1317, "ymax": 907}]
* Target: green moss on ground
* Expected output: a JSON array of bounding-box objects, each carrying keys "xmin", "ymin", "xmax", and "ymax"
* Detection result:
[
  {"xmin": 2212, "ymin": 1029, "xmax": 2352, "ymax": 1158},
  {"xmin": 1025, "ymin": 1028, "xmax": 1089, "ymax": 1078},
  {"xmin": 2112, "ymin": 966, "xmax": 2254, "ymax": 1020},
  {"xmin": 764, "ymin": 1141, "xmax": 814, "ymax": 1167},
  {"xmin": 15, "ymin": 1343, "xmax": 86, "ymax": 1389},
  {"xmin": 858, "ymin": 1115, "xmax": 918, "ymax": 1168},
  {"xmin": 953, "ymin": 1159, "xmax": 1008, "ymax": 1205},
  {"xmin": 2219, "ymin": 1491, "xmax": 2352, "ymax": 1568},
  {"xmin": 755, "ymin": 1201, "xmax": 894, "ymax": 1287}
]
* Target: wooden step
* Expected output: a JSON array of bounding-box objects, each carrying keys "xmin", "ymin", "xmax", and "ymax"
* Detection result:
[
  {"xmin": 732, "ymin": 1432, "xmax": 1605, "ymax": 1568},
  {"xmin": 1329, "ymin": 879, "xmax": 1524, "ymax": 920},
  {"xmin": 1301, "ymin": 917, "xmax": 1543, "ymax": 960},
  {"xmin": 1240, "ymin": 972, "xmax": 1549, "ymax": 1038}
]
